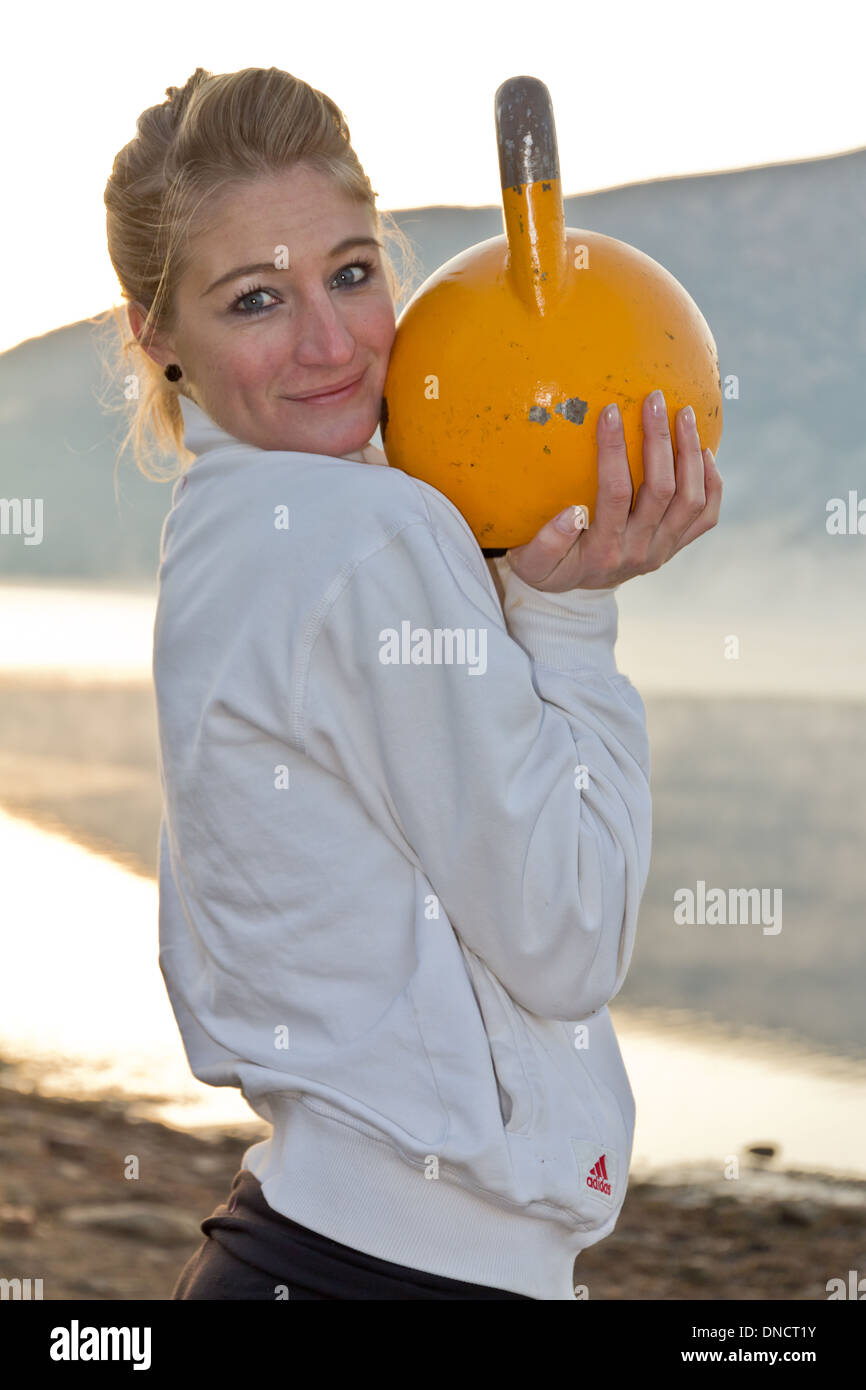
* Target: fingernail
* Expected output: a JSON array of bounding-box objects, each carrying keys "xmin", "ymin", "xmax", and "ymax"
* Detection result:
[
  {"xmin": 554, "ymin": 505, "xmax": 588, "ymax": 534},
  {"xmin": 682, "ymin": 405, "xmax": 695, "ymax": 428},
  {"xmin": 603, "ymin": 402, "xmax": 620, "ymax": 428}
]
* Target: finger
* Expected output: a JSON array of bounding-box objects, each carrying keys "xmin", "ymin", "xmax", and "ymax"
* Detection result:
[
  {"xmin": 591, "ymin": 403, "xmax": 634, "ymax": 542},
  {"xmin": 643, "ymin": 405, "xmax": 707, "ymax": 556},
  {"xmin": 517, "ymin": 404, "xmax": 632, "ymax": 588},
  {"xmin": 621, "ymin": 388, "xmax": 677, "ymax": 557},
  {"xmin": 505, "ymin": 504, "xmax": 588, "ymax": 585},
  {"xmin": 669, "ymin": 450, "xmax": 723, "ymax": 556}
]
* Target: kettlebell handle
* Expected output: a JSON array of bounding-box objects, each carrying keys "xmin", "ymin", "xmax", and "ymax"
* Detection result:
[
  {"xmin": 494, "ymin": 76, "xmax": 568, "ymax": 314},
  {"xmin": 495, "ymin": 75, "xmax": 559, "ymax": 186}
]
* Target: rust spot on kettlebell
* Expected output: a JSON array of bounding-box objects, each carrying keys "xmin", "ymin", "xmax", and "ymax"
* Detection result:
[
  {"xmin": 554, "ymin": 396, "xmax": 588, "ymax": 424},
  {"xmin": 529, "ymin": 396, "xmax": 587, "ymax": 426}
]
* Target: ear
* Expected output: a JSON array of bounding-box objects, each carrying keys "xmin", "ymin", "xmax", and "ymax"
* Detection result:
[{"xmin": 127, "ymin": 300, "xmax": 175, "ymax": 371}]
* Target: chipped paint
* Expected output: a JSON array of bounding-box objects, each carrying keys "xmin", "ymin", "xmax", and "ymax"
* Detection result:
[
  {"xmin": 554, "ymin": 397, "xmax": 588, "ymax": 424},
  {"xmin": 529, "ymin": 396, "xmax": 588, "ymax": 426}
]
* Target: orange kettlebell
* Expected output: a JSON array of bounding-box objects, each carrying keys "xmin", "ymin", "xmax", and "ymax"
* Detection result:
[{"xmin": 380, "ymin": 75, "xmax": 723, "ymax": 552}]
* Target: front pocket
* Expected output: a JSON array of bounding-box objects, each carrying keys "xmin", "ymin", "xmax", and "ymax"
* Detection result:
[{"xmin": 458, "ymin": 943, "xmax": 534, "ymax": 1135}]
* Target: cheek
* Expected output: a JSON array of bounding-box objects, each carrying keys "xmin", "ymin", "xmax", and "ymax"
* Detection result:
[
  {"xmin": 367, "ymin": 303, "xmax": 397, "ymax": 363},
  {"xmin": 210, "ymin": 334, "xmax": 284, "ymax": 387}
]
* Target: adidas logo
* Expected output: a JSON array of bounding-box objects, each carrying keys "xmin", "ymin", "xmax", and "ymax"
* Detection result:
[
  {"xmin": 586, "ymin": 1153, "xmax": 612, "ymax": 1197},
  {"xmin": 571, "ymin": 1138, "xmax": 618, "ymax": 1204}
]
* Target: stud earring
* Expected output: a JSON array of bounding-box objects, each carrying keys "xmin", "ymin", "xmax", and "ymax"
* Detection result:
[{"xmin": 164, "ymin": 364, "xmax": 183, "ymax": 382}]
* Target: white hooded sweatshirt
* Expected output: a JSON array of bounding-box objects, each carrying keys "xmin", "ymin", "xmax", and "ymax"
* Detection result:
[{"xmin": 153, "ymin": 394, "xmax": 653, "ymax": 1301}]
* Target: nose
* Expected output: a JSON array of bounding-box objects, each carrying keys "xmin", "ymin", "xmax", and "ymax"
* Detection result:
[{"xmin": 291, "ymin": 286, "xmax": 356, "ymax": 366}]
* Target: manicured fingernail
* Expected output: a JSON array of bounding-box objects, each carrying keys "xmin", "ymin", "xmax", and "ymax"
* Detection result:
[
  {"xmin": 682, "ymin": 405, "xmax": 695, "ymax": 428},
  {"xmin": 604, "ymin": 403, "xmax": 620, "ymax": 427},
  {"xmin": 648, "ymin": 389, "xmax": 665, "ymax": 413},
  {"xmin": 554, "ymin": 505, "xmax": 588, "ymax": 534}
]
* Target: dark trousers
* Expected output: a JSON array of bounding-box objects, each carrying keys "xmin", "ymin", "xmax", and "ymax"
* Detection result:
[{"xmin": 171, "ymin": 1167, "xmax": 533, "ymax": 1300}]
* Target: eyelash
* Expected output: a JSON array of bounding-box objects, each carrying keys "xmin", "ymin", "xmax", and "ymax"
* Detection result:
[{"xmin": 229, "ymin": 256, "xmax": 377, "ymax": 317}]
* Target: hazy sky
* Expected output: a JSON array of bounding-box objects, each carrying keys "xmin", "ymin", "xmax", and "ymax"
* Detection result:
[{"xmin": 2, "ymin": 0, "xmax": 863, "ymax": 353}]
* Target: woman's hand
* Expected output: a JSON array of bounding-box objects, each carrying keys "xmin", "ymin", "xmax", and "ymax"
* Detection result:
[{"xmin": 504, "ymin": 389, "xmax": 722, "ymax": 592}]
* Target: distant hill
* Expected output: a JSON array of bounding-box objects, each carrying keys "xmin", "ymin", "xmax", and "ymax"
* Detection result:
[{"xmin": 2, "ymin": 149, "xmax": 866, "ymax": 585}]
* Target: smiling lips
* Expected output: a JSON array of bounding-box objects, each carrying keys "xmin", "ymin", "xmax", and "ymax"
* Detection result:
[{"xmin": 289, "ymin": 370, "xmax": 365, "ymax": 403}]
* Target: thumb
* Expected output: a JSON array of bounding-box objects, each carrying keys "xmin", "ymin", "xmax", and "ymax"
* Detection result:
[{"xmin": 506, "ymin": 505, "xmax": 588, "ymax": 586}]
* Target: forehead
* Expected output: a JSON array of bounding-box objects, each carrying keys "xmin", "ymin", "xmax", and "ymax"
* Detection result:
[{"xmin": 185, "ymin": 165, "xmax": 374, "ymax": 285}]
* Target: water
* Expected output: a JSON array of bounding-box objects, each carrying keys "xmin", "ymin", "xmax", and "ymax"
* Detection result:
[
  {"xmin": 2, "ymin": 576, "xmax": 866, "ymax": 697},
  {"xmin": 0, "ymin": 581, "xmax": 157, "ymax": 683},
  {"xmin": 2, "ymin": 805, "xmax": 864, "ymax": 1187}
]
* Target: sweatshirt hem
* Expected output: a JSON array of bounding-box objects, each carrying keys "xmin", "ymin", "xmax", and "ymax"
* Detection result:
[{"xmin": 240, "ymin": 1094, "xmax": 592, "ymax": 1300}]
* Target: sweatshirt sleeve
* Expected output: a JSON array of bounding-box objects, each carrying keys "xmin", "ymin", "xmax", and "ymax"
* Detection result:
[{"xmin": 302, "ymin": 522, "xmax": 652, "ymax": 1020}]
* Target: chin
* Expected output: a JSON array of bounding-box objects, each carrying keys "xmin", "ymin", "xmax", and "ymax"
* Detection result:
[{"xmin": 311, "ymin": 409, "xmax": 378, "ymax": 454}]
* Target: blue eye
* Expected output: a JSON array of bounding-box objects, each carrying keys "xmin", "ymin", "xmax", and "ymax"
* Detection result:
[
  {"xmin": 332, "ymin": 257, "xmax": 376, "ymax": 289},
  {"xmin": 232, "ymin": 286, "xmax": 279, "ymax": 317}
]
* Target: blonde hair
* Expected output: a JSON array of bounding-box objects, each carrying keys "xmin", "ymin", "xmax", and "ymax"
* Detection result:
[{"xmin": 97, "ymin": 66, "xmax": 420, "ymax": 482}]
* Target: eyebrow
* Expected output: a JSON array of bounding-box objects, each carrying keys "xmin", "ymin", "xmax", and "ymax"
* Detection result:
[{"xmin": 200, "ymin": 235, "xmax": 384, "ymax": 298}]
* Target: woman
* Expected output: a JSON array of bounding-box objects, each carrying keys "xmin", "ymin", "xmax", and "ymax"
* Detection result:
[{"xmin": 102, "ymin": 66, "xmax": 721, "ymax": 1301}]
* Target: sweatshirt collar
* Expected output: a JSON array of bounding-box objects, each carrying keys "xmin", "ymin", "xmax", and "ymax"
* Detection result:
[{"xmin": 178, "ymin": 394, "xmax": 388, "ymax": 467}]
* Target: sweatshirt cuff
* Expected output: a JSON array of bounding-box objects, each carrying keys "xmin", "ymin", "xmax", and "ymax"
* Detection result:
[{"xmin": 493, "ymin": 555, "xmax": 620, "ymax": 676}]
